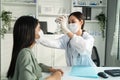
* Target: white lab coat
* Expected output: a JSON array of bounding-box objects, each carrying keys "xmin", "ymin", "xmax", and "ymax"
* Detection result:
[{"xmin": 37, "ymin": 32, "xmax": 96, "ymax": 67}]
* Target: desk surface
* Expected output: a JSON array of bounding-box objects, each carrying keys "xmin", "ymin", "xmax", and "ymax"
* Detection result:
[{"xmin": 42, "ymin": 67, "xmax": 120, "ymax": 80}]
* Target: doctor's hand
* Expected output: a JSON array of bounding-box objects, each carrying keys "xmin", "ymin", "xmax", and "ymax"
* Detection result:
[{"xmin": 55, "ymin": 16, "xmax": 71, "ymax": 34}]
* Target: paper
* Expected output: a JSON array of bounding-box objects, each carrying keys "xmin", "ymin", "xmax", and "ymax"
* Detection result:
[{"xmin": 69, "ymin": 66, "xmax": 99, "ymax": 78}]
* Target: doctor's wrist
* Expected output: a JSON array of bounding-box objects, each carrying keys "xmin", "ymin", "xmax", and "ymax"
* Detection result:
[{"xmin": 61, "ymin": 27, "xmax": 71, "ymax": 34}]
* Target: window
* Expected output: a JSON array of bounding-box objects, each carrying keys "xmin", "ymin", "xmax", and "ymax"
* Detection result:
[
  {"xmin": 110, "ymin": 0, "xmax": 119, "ymax": 60},
  {"xmin": 117, "ymin": 0, "xmax": 120, "ymax": 60}
]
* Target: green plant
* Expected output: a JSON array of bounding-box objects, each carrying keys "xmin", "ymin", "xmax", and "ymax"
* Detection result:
[
  {"xmin": 0, "ymin": 10, "xmax": 12, "ymax": 38},
  {"xmin": 96, "ymin": 12, "xmax": 106, "ymax": 38}
]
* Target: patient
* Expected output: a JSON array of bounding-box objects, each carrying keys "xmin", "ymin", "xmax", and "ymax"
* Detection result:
[{"xmin": 7, "ymin": 16, "xmax": 63, "ymax": 80}]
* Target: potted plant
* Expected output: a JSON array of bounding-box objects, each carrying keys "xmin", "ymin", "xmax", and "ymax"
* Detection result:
[
  {"xmin": 0, "ymin": 10, "xmax": 12, "ymax": 38},
  {"xmin": 96, "ymin": 12, "xmax": 106, "ymax": 38}
]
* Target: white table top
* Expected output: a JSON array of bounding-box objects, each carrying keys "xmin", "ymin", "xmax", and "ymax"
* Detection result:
[{"xmin": 42, "ymin": 67, "xmax": 120, "ymax": 80}]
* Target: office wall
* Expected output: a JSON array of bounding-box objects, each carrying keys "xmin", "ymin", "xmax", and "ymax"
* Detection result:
[
  {"xmin": 0, "ymin": 0, "xmax": 1, "ymax": 77},
  {"xmin": 106, "ymin": 0, "xmax": 120, "ymax": 66}
]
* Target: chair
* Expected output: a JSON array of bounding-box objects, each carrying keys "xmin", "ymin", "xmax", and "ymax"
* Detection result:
[{"xmin": 92, "ymin": 46, "xmax": 100, "ymax": 67}]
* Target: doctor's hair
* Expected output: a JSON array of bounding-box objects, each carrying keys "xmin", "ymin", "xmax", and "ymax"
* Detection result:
[
  {"xmin": 7, "ymin": 16, "xmax": 39, "ymax": 78},
  {"xmin": 68, "ymin": 11, "xmax": 85, "ymax": 30}
]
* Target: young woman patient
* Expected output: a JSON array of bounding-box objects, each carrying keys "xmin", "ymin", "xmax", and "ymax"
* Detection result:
[{"xmin": 7, "ymin": 16, "xmax": 63, "ymax": 80}]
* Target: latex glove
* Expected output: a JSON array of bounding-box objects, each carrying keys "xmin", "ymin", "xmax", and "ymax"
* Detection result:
[{"xmin": 55, "ymin": 16, "xmax": 71, "ymax": 34}]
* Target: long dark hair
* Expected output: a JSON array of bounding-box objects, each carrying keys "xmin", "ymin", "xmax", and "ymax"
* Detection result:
[
  {"xmin": 68, "ymin": 11, "xmax": 85, "ymax": 30},
  {"xmin": 7, "ymin": 16, "xmax": 39, "ymax": 78}
]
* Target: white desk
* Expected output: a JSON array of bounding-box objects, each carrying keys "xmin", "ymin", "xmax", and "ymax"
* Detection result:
[{"xmin": 42, "ymin": 67, "xmax": 120, "ymax": 80}]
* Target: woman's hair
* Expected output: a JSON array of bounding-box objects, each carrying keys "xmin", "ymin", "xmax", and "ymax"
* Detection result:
[
  {"xmin": 7, "ymin": 16, "xmax": 39, "ymax": 78},
  {"xmin": 68, "ymin": 11, "xmax": 85, "ymax": 30}
]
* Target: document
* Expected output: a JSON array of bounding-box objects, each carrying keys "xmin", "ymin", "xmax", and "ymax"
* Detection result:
[{"xmin": 69, "ymin": 66, "xmax": 99, "ymax": 78}]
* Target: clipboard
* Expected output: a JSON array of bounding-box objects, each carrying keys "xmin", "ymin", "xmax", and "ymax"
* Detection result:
[{"xmin": 69, "ymin": 66, "xmax": 99, "ymax": 78}]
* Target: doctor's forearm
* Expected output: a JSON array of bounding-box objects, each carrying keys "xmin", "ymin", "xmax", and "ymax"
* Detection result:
[{"xmin": 39, "ymin": 37, "xmax": 62, "ymax": 49}]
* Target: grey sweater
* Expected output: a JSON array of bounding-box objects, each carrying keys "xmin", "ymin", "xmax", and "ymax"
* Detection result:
[{"xmin": 8, "ymin": 48, "xmax": 51, "ymax": 80}]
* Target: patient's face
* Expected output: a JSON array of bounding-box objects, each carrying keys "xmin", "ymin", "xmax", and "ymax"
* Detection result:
[{"xmin": 35, "ymin": 23, "xmax": 40, "ymax": 39}]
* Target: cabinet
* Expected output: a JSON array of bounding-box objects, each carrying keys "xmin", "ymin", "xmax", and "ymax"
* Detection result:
[
  {"xmin": 72, "ymin": 0, "xmax": 107, "ymax": 20},
  {"xmin": 37, "ymin": 0, "xmax": 107, "ymax": 21},
  {"xmin": 37, "ymin": 0, "xmax": 71, "ymax": 16},
  {"xmin": 1, "ymin": 0, "xmax": 107, "ymax": 21},
  {"xmin": 1, "ymin": 0, "xmax": 107, "ymax": 30}
]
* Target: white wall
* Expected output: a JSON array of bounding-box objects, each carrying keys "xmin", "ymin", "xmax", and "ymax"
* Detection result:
[
  {"xmin": 1, "ymin": 34, "xmax": 13, "ymax": 77},
  {"xmin": 0, "ymin": 0, "xmax": 2, "ymax": 77},
  {"xmin": 84, "ymin": 22, "xmax": 105, "ymax": 66}
]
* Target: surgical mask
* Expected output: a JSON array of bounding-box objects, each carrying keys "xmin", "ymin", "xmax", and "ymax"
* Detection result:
[
  {"xmin": 68, "ymin": 23, "xmax": 78, "ymax": 33},
  {"xmin": 35, "ymin": 30, "xmax": 44, "ymax": 41},
  {"xmin": 39, "ymin": 30, "xmax": 44, "ymax": 38},
  {"xmin": 35, "ymin": 30, "xmax": 44, "ymax": 43}
]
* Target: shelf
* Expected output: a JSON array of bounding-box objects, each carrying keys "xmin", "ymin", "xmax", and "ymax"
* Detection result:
[
  {"xmin": 2, "ymin": 2, "xmax": 36, "ymax": 6},
  {"xmin": 73, "ymin": 5, "xmax": 106, "ymax": 8},
  {"xmin": 11, "ymin": 16, "xmax": 36, "ymax": 21},
  {"xmin": 38, "ymin": 14, "xmax": 99, "ymax": 22},
  {"xmin": 11, "ymin": 17, "xmax": 17, "ymax": 21},
  {"xmin": 85, "ymin": 20, "xmax": 99, "ymax": 23},
  {"xmin": 39, "ymin": 14, "xmax": 69, "ymax": 17}
]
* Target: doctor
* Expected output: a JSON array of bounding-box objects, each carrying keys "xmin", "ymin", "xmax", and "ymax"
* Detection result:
[{"xmin": 36, "ymin": 11, "xmax": 96, "ymax": 67}]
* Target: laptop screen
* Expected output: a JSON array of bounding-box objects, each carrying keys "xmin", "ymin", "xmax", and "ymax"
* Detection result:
[{"xmin": 39, "ymin": 21, "xmax": 47, "ymax": 34}]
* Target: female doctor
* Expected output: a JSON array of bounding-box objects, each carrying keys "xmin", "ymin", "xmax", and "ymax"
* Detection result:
[{"xmin": 36, "ymin": 11, "xmax": 96, "ymax": 67}]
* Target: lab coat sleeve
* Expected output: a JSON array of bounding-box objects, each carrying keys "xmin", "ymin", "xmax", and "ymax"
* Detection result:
[
  {"xmin": 18, "ymin": 51, "xmax": 38, "ymax": 80},
  {"xmin": 70, "ymin": 32, "xmax": 94, "ymax": 54},
  {"xmin": 36, "ymin": 34, "xmax": 69, "ymax": 49}
]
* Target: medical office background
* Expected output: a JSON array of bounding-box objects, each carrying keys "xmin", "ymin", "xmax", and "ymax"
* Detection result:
[{"xmin": 0, "ymin": 0, "xmax": 120, "ymax": 78}]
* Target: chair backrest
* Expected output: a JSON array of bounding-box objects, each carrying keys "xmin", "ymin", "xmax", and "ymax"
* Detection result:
[{"xmin": 92, "ymin": 46, "xmax": 100, "ymax": 67}]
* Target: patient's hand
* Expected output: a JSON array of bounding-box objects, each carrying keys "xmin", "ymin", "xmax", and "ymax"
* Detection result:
[
  {"xmin": 46, "ymin": 70, "xmax": 62, "ymax": 80},
  {"xmin": 49, "ymin": 68, "xmax": 64, "ymax": 76}
]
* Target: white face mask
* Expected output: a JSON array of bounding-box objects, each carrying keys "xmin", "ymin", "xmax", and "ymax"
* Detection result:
[
  {"xmin": 39, "ymin": 30, "xmax": 44, "ymax": 38},
  {"xmin": 68, "ymin": 23, "xmax": 79, "ymax": 33},
  {"xmin": 35, "ymin": 30, "xmax": 44, "ymax": 43}
]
